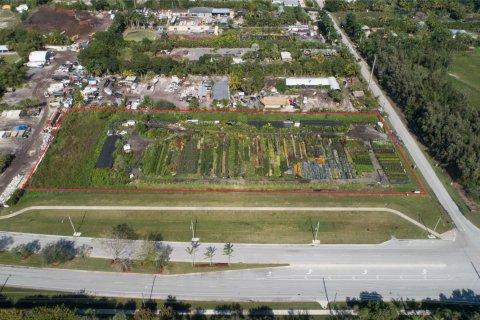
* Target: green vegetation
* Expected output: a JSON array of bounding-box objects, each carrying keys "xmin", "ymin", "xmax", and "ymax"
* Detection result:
[
  {"xmin": 0, "ymin": 208, "xmax": 433, "ymax": 243},
  {"xmin": 0, "ymin": 53, "xmax": 20, "ymax": 64},
  {"xmin": 0, "ymin": 251, "xmax": 278, "ymax": 274},
  {"xmin": 27, "ymin": 110, "xmax": 420, "ymax": 192},
  {"xmin": 354, "ymin": 15, "xmax": 480, "ymax": 200},
  {"xmin": 448, "ymin": 47, "xmax": 480, "ymax": 108},
  {"xmin": 123, "ymin": 28, "xmax": 156, "ymax": 41},
  {"xmin": 0, "ymin": 153, "xmax": 14, "ymax": 173},
  {"xmin": 0, "ymin": 9, "xmax": 19, "ymax": 29}
]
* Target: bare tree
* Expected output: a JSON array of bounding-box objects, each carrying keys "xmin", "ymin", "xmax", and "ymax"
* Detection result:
[
  {"xmin": 223, "ymin": 242, "xmax": 234, "ymax": 266},
  {"xmin": 185, "ymin": 242, "xmax": 200, "ymax": 267},
  {"xmin": 204, "ymin": 246, "xmax": 217, "ymax": 267},
  {"xmin": 98, "ymin": 224, "xmax": 137, "ymax": 266}
]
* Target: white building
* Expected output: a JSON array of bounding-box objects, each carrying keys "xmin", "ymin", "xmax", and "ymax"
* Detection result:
[
  {"xmin": 285, "ymin": 77, "xmax": 340, "ymax": 90},
  {"xmin": 280, "ymin": 51, "xmax": 292, "ymax": 62},
  {"xmin": 283, "ymin": 0, "xmax": 299, "ymax": 6},
  {"xmin": 29, "ymin": 51, "xmax": 50, "ymax": 63}
]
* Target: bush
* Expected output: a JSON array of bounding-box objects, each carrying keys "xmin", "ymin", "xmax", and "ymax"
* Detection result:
[
  {"xmin": 111, "ymin": 223, "xmax": 138, "ymax": 240},
  {"xmin": 0, "ymin": 236, "xmax": 13, "ymax": 252},
  {"xmin": 41, "ymin": 239, "xmax": 76, "ymax": 264},
  {"xmin": 6, "ymin": 189, "xmax": 24, "ymax": 206},
  {"xmin": 13, "ymin": 240, "xmax": 41, "ymax": 259}
]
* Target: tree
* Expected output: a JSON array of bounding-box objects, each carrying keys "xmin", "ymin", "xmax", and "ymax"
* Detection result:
[
  {"xmin": 140, "ymin": 241, "xmax": 173, "ymax": 271},
  {"xmin": 204, "ymin": 246, "xmax": 217, "ymax": 266},
  {"xmin": 223, "ymin": 242, "xmax": 234, "ymax": 266},
  {"xmin": 6, "ymin": 189, "xmax": 24, "ymax": 206},
  {"xmin": 41, "ymin": 239, "xmax": 76, "ymax": 264},
  {"xmin": 111, "ymin": 223, "xmax": 139, "ymax": 240},
  {"xmin": 134, "ymin": 309, "xmax": 156, "ymax": 320},
  {"xmin": 27, "ymin": 305, "xmax": 77, "ymax": 320},
  {"xmin": 0, "ymin": 309, "xmax": 24, "ymax": 320},
  {"xmin": 99, "ymin": 224, "xmax": 137, "ymax": 263},
  {"xmin": 13, "ymin": 240, "xmax": 41, "ymax": 259},
  {"xmin": 0, "ymin": 235, "xmax": 13, "ymax": 252},
  {"xmin": 185, "ymin": 242, "xmax": 200, "ymax": 267}
]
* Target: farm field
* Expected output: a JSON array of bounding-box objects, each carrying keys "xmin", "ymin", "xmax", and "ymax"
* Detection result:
[
  {"xmin": 448, "ymin": 47, "xmax": 480, "ymax": 108},
  {"xmin": 0, "ymin": 209, "xmax": 429, "ymax": 243},
  {"xmin": 27, "ymin": 109, "xmax": 421, "ymax": 193}
]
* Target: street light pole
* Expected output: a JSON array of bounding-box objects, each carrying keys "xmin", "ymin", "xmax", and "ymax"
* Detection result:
[{"xmin": 368, "ymin": 54, "xmax": 377, "ymax": 92}]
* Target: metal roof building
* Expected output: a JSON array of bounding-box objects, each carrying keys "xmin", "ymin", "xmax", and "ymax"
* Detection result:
[
  {"xmin": 212, "ymin": 80, "xmax": 230, "ymax": 101},
  {"xmin": 29, "ymin": 51, "xmax": 49, "ymax": 63},
  {"xmin": 285, "ymin": 77, "xmax": 340, "ymax": 90}
]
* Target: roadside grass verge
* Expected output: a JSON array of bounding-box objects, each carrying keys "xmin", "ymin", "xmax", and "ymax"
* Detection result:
[
  {"xmin": 0, "ymin": 208, "xmax": 429, "ymax": 243},
  {"xmin": 0, "ymin": 252, "xmax": 280, "ymax": 275},
  {"xmin": 0, "ymin": 286, "xmax": 324, "ymax": 311}
]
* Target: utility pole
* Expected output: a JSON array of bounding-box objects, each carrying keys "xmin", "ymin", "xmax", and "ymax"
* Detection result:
[
  {"xmin": 368, "ymin": 54, "xmax": 377, "ymax": 92},
  {"xmin": 322, "ymin": 277, "xmax": 332, "ymax": 316}
]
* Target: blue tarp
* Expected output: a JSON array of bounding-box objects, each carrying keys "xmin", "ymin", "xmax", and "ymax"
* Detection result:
[{"xmin": 12, "ymin": 125, "xmax": 28, "ymax": 131}]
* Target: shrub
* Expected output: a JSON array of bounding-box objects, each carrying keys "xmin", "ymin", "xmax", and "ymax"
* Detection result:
[
  {"xmin": 6, "ymin": 189, "xmax": 24, "ymax": 206},
  {"xmin": 13, "ymin": 240, "xmax": 41, "ymax": 258},
  {"xmin": 41, "ymin": 239, "xmax": 76, "ymax": 264}
]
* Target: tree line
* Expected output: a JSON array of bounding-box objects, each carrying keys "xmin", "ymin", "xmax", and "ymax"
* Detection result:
[{"xmin": 354, "ymin": 17, "xmax": 480, "ymax": 199}]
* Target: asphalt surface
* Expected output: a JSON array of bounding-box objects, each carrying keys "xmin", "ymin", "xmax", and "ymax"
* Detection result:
[{"xmin": 0, "ymin": 13, "xmax": 480, "ymax": 303}]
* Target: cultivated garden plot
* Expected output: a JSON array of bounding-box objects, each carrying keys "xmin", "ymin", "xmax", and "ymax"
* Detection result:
[{"xmin": 26, "ymin": 109, "xmax": 421, "ymax": 193}]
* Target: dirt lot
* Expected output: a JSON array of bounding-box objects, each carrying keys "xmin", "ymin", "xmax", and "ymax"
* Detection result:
[{"xmin": 22, "ymin": 7, "xmax": 110, "ymax": 37}]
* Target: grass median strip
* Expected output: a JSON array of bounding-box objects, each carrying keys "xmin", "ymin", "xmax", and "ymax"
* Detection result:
[{"xmin": 0, "ymin": 252, "xmax": 281, "ymax": 275}]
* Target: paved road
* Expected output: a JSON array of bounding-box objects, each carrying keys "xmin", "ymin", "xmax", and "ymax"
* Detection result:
[
  {"xmin": 1, "ymin": 13, "xmax": 480, "ymax": 303},
  {"xmin": 326, "ymin": 12, "xmax": 480, "ymax": 256},
  {"xmin": 0, "ymin": 205, "xmax": 441, "ymax": 238}
]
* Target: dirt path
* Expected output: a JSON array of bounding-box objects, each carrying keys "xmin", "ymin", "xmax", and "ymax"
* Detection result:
[{"xmin": 0, "ymin": 205, "xmax": 442, "ymax": 238}]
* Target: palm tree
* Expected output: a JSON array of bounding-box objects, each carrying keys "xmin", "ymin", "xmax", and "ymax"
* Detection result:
[
  {"xmin": 185, "ymin": 242, "xmax": 200, "ymax": 267},
  {"xmin": 204, "ymin": 246, "xmax": 217, "ymax": 266},
  {"xmin": 223, "ymin": 242, "xmax": 234, "ymax": 266}
]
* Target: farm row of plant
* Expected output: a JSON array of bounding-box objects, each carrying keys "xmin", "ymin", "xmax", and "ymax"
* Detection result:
[
  {"xmin": 372, "ymin": 140, "xmax": 409, "ymax": 184},
  {"xmin": 140, "ymin": 128, "xmax": 376, "ymax": 183},
  {"xmin": 344, "ymin": 139, "xmax": 374, "ymax": 175}
]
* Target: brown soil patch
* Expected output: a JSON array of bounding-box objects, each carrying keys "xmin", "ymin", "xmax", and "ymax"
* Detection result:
[
  {"xmin": 22, "ymin": 7, "xmax": 105, "ymax": 37},
  {"xmin": 347, "ymin": 124, "xmax": 387, "ymax": 141}
]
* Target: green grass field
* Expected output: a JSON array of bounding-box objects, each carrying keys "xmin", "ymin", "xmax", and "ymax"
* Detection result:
[
  {"xmin": 123, "ymin": 28, "xmax": 157, "ymax": 41},
  {"xmin": 448, "ymin": 47, "xmax": 480, "ymax": 108},
  {"xmin": 0, "ymin": 53, "xmax": 20, "ymax": 64},
  {"xmin": 0, "ymin": 191, "xmax": 450, "ymax": 243}
]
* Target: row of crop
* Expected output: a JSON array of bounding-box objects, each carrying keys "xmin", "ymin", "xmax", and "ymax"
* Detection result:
[{"xmin": 371, "ymin": 140, "xmax": 408, "ymax": 184}]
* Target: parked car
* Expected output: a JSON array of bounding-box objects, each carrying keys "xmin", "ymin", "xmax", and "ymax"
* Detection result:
[{"xmin": 113, "ymin": 92, "xmax": 123, "ymax": 98}]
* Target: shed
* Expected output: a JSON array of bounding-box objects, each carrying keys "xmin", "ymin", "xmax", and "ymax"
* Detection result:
[
  {"xmin": 16, "ymin": 130, "xmax": 25, "ymax": 138},
  {"xmin": 286, "ymin": 77, "xmax": 340, "ymax": 90},
  {"xmin": 123, "ymin": 144, "xmax": 132, "ymax": 153},
  {"xmin": 280, "ymin": 51, "xmax": 292, "ymax": 62},
  {"xmin": 283, "ymin": 0, "xmax": 299, "ymax": 6},
  {"xmin": 352, "ymin": 90, "xmax": 365, "ymax": 99},
  {"xmin": 0, "ymin": 45, "xmax": 8, "ymax": 53},
  {"xmin": 261, "ymin": 96, "xmax": 289, "ymax": 109},
  {"xmin": 212, "ymin": 80, "xmax": 230, "ymax": 101},
  {"xmin": 212, "ymin": 8, "xmax": 230, "ymax": 15},
  {"xmin": 29, "ymin": 51, "xmax": 49, "ymax": 63},
  {"xmin": 189, "ymin": 7, "xmax": 213, "ymax": 17}
]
